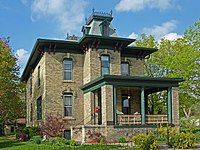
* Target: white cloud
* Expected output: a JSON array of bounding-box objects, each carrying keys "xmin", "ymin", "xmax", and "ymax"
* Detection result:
[
  {"xmin": 142, "ymin": 20, "xmax": 177, "ymax": 40},
  {"xmin": 31, "ymin": 0, "xmax": 87, "ymax": 34},
  {"xmin": 15, "ymin": 49, "xmax": 30, "ymax": 72},
  {"xmin": 162, "ymin": 32, "xmax": 182, "ymax": 41},
  {"xmin": 128, "ymin": 32, "xmax": 138, "ymax": 39},
  {"xmin": 115, "ymin": 0, "xmax": 173, "ymax": 12}
]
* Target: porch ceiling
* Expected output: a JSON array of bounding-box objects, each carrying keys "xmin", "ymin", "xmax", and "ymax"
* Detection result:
[{"xmin": 80, "ymin": 75, "xmax": 184, "ymax": 93}]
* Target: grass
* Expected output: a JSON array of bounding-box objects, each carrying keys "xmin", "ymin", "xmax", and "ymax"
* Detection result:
[{"xmin": 0, "ymin": 135, "xmax": 134, "ymax": 150}]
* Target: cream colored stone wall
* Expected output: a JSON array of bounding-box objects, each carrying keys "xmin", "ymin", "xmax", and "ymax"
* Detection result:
[
  {"xmin": 172, "ymin": 87, "xmax": 179, "ymax": 126},
  {"xmin": 101, "ymin": 85, "xmax": 113, "ymax": 125},
  {"xmin": 121, "ymin": 57, "xmax": 144, "ymax": 76},
  {"xmin": 44, "ymin": 52, "xmax": 84, "ymax": 128},
  {"xmin": 26, "ymin": 55, "xmax": 45, "ymax": 126}
]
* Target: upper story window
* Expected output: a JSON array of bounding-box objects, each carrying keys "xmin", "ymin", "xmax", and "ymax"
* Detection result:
[
  {"xmin": 37, "ymin": 97, "xmax": 42, "ymax": 120},
  {"xmin": 63, "ymin": 93, "xmax": 73, "ymax": 117},
  {"xmin": 63, "ymin": 59, "xmax": 73, "ymax": 80},
  {"xmin": 121, "ymin": 62, "xmax": 130, "ymax": 76},
  {"xmin": 101, "ymin": 55, "xmax": 110, "ymax": 75},
  {"xmin": 38, "ymin": 66, "xmax": 40, "ymax": 86}
]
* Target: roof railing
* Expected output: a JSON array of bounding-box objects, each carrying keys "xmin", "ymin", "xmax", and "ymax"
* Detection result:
[{"xmin": 86, "ymin": 9, "xmax": 112, "ymax": 24}]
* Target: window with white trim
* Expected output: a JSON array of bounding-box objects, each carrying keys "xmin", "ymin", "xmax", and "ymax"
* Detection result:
[
  {"xmin": 63, "ymin": 59, "xmax": 73, "ymax": 80},
  {"xmin": 121, "ymin": 62, "xmax": 130, "ymax": 76},
  {"xmin": 101, "ymin": 55, "xmax": 110, "ymax": 75},
  {"xmin": 63, "ymin": 93, "xmax": 73, "ymax": 116}
]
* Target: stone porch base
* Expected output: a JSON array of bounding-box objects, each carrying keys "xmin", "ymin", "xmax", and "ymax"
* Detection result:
[{"xmin": 71, "ymin": 125, "xmax": 155, "ymax": 143}]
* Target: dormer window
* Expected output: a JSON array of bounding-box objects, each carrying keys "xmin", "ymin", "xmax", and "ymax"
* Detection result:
[{"xmin": 99, "ymin": 20, "xmax": 110, "ymax": 36}]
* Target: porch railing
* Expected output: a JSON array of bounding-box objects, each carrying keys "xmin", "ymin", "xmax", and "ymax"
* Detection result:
[
  {"xmin": 117, "ymin": 114, "xmax": 168, "ymax": 125},
  {"xmin": 146, "ymin": 115, "xmax": 168, "ymax": 124},
  {"xmin": 117, "ymin": 114, "xmax": 141, "ymax": 125}
]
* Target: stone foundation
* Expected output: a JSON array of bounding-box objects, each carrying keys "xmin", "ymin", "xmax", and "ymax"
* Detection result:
[{"xmin": 71, "ymin": 125, "xmax": 154, "ymax": 143}]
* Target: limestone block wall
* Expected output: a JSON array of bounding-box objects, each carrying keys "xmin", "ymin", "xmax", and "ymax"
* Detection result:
[
  {"xmin": 172, "ymin": 87, "xmax": 179, "ymax": 126},
  {"xmin": 26, "ymin": 55, "xmax": 45, "ymax": 126},
  {"xmin": 101, "ymin": 85, "xmax": 113, "ymax": 125},
  {"xmin": 44, "ymin": 52, "xmax": 84, "ymax": 128},
  {"xmin": 83, "ymin": 92, "xmax": 94, "ymax": 124},
  {"xmin": 83, "ymin": 48, "xmax": 121, "ymax": 85},
  {"xmin": 121, "ymin": 57, "xmax": 144, "ymax": 76}
]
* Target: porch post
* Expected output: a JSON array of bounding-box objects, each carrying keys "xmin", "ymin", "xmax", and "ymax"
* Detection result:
[
  {"xmin": 113, "ymin": 85, "xmax": 117, "ymax": 125},
  {"xmin": 141, "ymin": 87, "xmax": 145, "ymax": 125},
  {"xmin": 167, "ymin": 87, "xmax": 172, "ymax": 124}
]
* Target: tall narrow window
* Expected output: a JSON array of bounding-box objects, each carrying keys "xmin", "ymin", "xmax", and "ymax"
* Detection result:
[
  {"xmin": 37, "ymin": 97, "xmax": 42, "ymax": 120},
  {"xmin": 121, "ymin": 62, "xmax": 130, "ymax": 76},
  {"xmin": 63, "ymin": 93, "xmax": 73, "ymax": 116},
  {"xmin": 63, "ymin": 59, "xmax": 73, "ymax": 80},
  {"xmin": 101, "ymin": 55, "xmax": 110, "ymax": 75},
  {"xmin": 30, "ymin": 74, "xmax": 32, "ymax": 95},
  {"xmin": 38, "ymin": 66, "xmax": 40, "ymax": 86}
]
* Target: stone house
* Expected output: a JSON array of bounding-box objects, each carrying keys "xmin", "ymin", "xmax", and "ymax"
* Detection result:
[{"xmin": 21, "ymin": 11, "xmax": 184, "ymax": 142}]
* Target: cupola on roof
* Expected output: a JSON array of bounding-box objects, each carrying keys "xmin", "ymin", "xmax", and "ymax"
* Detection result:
[{"xmin": 82, "ymin": 9, "xmax": 118, "ymax": 37}]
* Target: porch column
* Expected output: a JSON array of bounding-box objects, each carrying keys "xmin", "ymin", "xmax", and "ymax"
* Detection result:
[
  {"xmin": 113, "ymin": 85, "xmax": 117, "ymax": 125},
  {"xmin": 141, "ymin": 87, "xmax": 145, "ymax": 125},
  {"xmin": 167, "ymin": 87, "xmax": 172, "ymax": 124},
  {"xmin": 101, "ymin": 85, "xmax": 113, "ymax": 125}
]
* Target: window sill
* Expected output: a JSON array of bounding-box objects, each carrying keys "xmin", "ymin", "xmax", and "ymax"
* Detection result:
[
  {"xmin": 63, "ymin": 117, "xmax": 76, "ymax": 120},
  {"xmin": 63, "ymin": 80, "xmax": 75, "ymax": 83}
]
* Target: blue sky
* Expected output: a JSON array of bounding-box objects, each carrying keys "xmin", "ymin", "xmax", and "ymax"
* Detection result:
[{"xmin": 0, "ymin": 0, "xmax": 199, "ymax": 72}]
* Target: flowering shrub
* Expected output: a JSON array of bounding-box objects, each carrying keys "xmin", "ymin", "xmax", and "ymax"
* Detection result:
[{"xmin": 40, "ymin": 113, "xmax": 64, "ymax": 138}]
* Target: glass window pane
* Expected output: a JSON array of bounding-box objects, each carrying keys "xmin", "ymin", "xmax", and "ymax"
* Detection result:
[
  {"xmin": 64, "ymin": 63, "xmax": 72, "ymax": 70},
  {"xmin": 64, "ymin": 96, "xmax": 72, "ymax": 106},
  {"xmin": 102, "ymin": 68, "xmax": 109, "ymax": 75},
  {"xmin": 121, "ymin": 63, "xmax": 129, "ymax": 75},
  {"xmin": 64, "ymin": 107, "xmax": 72, "ymax": 116},
  {"xmin": 102, "ymin": 61, "xmax": 109, "ymax": 68},
  {"xmin": 64, "ymin": 71, "xmax": 72, "ymax": 80}
]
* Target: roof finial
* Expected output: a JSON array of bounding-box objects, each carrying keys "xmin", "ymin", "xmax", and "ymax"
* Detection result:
[
  {"xmin": 110, "ymin": 10, "xmax": 112, "ymax": 16},
  {"xmin": 85, "ymin": 17, "xmax": 87, "ymax": 24},
  {"xmin": 92, "ymin": 8, "xmax": 95, "ymax": 13}
]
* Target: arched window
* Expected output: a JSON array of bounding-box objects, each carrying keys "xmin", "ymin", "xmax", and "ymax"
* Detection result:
[
  {"xmin": 101, "ymin": 55, "xmax": 110, "ymax": 75},
  {"xmin": 63, "ymin": 93, "xmax": 73, "ymax": 116},
  {"xmin": 121, "ymin": 62, "xmax": 130, "ymax": 76},
  {"xmin": 63, "ymin": 59, "xmax": 73, "ymax": 80}
]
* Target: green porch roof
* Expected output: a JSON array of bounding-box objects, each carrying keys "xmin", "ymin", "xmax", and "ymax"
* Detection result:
[
  {"xmin": 80, "ymin": 75, "xmax": 185, "ymax": 93},
  {"xmin": 21, "ymin": 35, "xmax": 157, "ymax": 81}
]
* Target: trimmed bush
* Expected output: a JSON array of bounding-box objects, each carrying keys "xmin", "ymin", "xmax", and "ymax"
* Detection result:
[
  {"xmin": 133, "ymin": 134, "xmax": 157, "ymax": 150},
  {"xmin": 169, "ymin": 132, "xmax": 196, "ymax": 149},
  {"xmin": 31, "ymin": 136, "xmax": 42, "ymax": 144},
  {"xmin": 117, "ymin": 136, "xmax": 126, "ymax": 143}
]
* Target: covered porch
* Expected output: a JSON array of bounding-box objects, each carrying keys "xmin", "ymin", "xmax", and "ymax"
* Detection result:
[{"xmin": 80, "ymin": 75, "xmax": 184, "ymax": 127}]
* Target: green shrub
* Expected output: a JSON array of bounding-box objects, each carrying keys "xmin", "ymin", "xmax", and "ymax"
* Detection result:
[
  {"xmin": 117, "ymin": 136, "xmax": 126, "ymax": 143},
  {"xmin": 99, "ymin": 136, "xmax": 106, "ymax": 144},
  {"xmin": 31, "ymin": 136, "xmax": 42, "ymax": 144},
  {"xmin": 70, "ymin": 139, "xmax": 77, "ymax": 146},
  {"xmin": 22, "ymin": 126, "xmax": 40, "ymax": 138},
  {"xmin": 47, "ymin": 137, "xmax": 67, "ymax": 146},
  {"xmin": 169, "ymin": 132, "xmax": 196, "ymax": 149},
  {"xmin": 133, "ymin": 134, "xmax": 157, "ymax": 150}
]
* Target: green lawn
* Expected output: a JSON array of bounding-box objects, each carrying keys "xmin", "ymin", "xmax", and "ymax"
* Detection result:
[{"xmin": 0, "ymin": 135, "xmax": 134, "ymax": 150}]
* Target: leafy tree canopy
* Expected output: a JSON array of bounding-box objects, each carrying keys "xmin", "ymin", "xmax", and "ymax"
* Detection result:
[{"xmin": 0, "ymin": 37, "xmax": 25, "ymax": 123}]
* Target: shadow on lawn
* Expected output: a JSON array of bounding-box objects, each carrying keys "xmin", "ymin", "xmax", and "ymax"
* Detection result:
[{"xmin": 0, "ymin": 139, "xmax": 26, "ymax": 149}]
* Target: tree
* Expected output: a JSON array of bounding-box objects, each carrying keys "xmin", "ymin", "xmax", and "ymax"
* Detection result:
[
  {"xmin": 135, "ymin": 20, "xmax": 200, "ymax": 118},
  {"xmin": 0, "ymin": 37, "xmax": 25, "ymax": 134}
]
